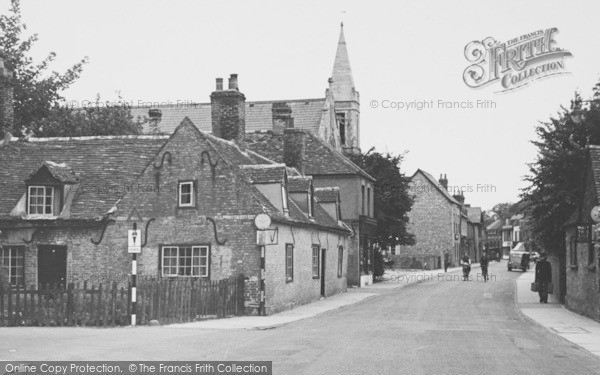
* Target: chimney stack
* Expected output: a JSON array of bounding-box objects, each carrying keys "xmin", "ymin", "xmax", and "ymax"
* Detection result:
[
  {"xmin": 439, "ymin": 174, "xmax": 448, "ymax": 190},
  {"xmin": 284, "ymin": 129, "xmax": 306, "ymax": 173},
  {"xmin": 0, "ymin": 57, "xmax": 14, "ymax": 138},
  {"xmin": 272, "ymin": 102, "xmax": 293, "ymax": 134},
  {"xmin": 228, "ymin": 74, "xmax": 239, "ymax": 90},
  {"xmin": 148, "ymin": 108, "xmax": 162, "ymax": 133},
  {"xmin": 210, "ymin": 74, "xmax": 246, "ymax": 146}
]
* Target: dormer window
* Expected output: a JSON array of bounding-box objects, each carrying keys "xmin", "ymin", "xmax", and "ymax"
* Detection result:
[
  {"xmin": 23, "ymin": 161, "xmax": 79, "ymax": 219},
  {"xmin": 28, "ymin": 186, "xmax": 54, "ymax": 215},
  {"xmin": 178, "ymin": 181, "xmax": 196, "ymax": 208}
]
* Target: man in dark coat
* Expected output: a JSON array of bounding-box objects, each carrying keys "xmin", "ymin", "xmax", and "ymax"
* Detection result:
[
  {"xmin": 480, "ymin": 250, "xmax": 490, "ymax": 282},
  {"xmin": 535, "ymin": 251, "xmax": 552, "ymax": 303},
  {"xmin": 443, "ymin": 251, "xmax": 450, "ymax": 272}
]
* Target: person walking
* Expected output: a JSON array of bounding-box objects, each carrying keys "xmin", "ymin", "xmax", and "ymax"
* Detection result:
[
  {"xmin": 443, "ymin": 251, "xmax": 450, "ymax": 272},
  {"xmin": 461, "ymin": 252, "xmax": 471, "ymax": 281},
  {"xmin": 535, "ymin": 251, "xmax": 552, "ymax": 303},
  {"xmin": 480, "ymin": 250, "xmax": 490, "ymax": 282}
]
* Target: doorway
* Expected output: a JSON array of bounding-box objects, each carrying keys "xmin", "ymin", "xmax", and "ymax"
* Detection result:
[{"xmin": 37, "ymin": 245, "xmax": 67, "ymax": 287}]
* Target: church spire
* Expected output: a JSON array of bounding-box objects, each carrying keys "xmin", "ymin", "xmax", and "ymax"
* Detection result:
[{"xmin": 331, "ymin": 22, "xmax": 355, "ymax": 101}]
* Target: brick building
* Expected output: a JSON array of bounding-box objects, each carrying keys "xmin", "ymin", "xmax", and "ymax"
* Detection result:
[
  {"xmin": 244, "ymin": 128, "xmax": 377, "ymax": 287},
  {"xmin": 129, "ymin": 24, "xmax": 379, "ymax": 287},
  {"xmin": 0, "ymin": 68, "xmax": 351, "ymax": 315},
  {"xmin": 395, "ymin": 170, "xmax": 463, "ymax": 269},
  {"xmin": 563, "ymin": 146, "xmax": 600, "ymax": 321}
]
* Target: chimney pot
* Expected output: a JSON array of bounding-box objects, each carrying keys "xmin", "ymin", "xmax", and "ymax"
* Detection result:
[
  {"xmin": 228, "ymin": 74, "xmax": 239, "ymax": 90},
  {"xmin": 216, "ymin": 78, "xmax": 223, "ymax": 91},
  {"xmin": 148, "ymin": 108, "xmax": 162, "ymax": 119}
]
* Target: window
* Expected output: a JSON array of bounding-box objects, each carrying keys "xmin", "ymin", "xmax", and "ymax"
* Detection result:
[
  {"xmin": 28, "ymin": 186, "xmax": 54, "ymax": 215},
  {"xmin": 312, "ymin": 245, "xmax": 320, "ymax": 278},
  {"xmin": 285, "ymin": 244, "xmax": 294, "ymax": 282},
  {"xmin": 569, "ymin": 236, "xmax": 578, "ymax": 267},
  {"xmin": 161, "ymin": 245, "xmax": 209, "ymax": 277},
  {"xmin": 338, "ymin": 246, "xmax": 343, "ymax": 278},
  {"xmin": 0, "ymin": 246, "xmax": 25, "ymax": 286},
  {"xmin": 337, "ymin": 113, "xmax": 346, "ymax": 146},
  {"xmin": 577, "ymin": 225, "xmax": 591, "ymax": 242},
  {"xmin": 367, "ymin": 187, "xmax": 371, "ymax": 217},
  {"xmin": 361, "ymin": 185, "xmax": 365, "ymax": 215},
  {"xmin": 178, "ymin": 181, "xmax": 195, "ymax": 207}
]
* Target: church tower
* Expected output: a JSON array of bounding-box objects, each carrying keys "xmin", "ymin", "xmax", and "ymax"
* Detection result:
[{"xmin": 331, "ymin": 23, "xmax": 360, "ymax": 155}]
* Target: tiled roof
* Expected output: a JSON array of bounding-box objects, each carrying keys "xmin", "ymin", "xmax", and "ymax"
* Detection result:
[
  {"xmin": 35, "ymin": 161, "xmax": 80, "ymax": 184},
  {"xmin": 314, "ymin": 187, "xmax": 339, "ymax": 203},
  {"xmin": 239, "ymin": 164, "xmax": 287, "ymax": 184},
  {"xmin": 245, "ymin": 130, "xmax": 375, "ymax": 181},
  {"xmin": 466, "ymin": 207, "xmax": 482, "ymax": 224},
  {"xmin": 412, "ymin": 169, "xmax": 460, "ymax": 205},
  {"xmin": 486, "ymin": 219, "xmax": 504, "ymax": 231},
  {"xmin": 287, "ymin": 176, "xmax": 312, "ymax": 193},
  {"xmin": 0, "ymin": 135, "xmax": 168, "ymax": 220},
  {"xmin": 132, "ymin": 98, "xmax": 326, "ymax": 135}
]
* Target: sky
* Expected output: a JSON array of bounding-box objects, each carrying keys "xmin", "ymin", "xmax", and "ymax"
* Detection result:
[{"xmin": 3, "ymin": 0, "xmax": 600, "ymax": 211}]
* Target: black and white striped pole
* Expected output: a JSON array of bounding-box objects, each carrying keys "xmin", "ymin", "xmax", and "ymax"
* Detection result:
[
  {"xmin": 254, "ymin": 214, "xmax": 272, "ymax": 317},
  {"xmin": 128, "ymin": 222, "xmax": 141, "ymax": 326},
  {"xmin": 259, "ymin": 244, "xmax": 266, "ymax": 316}
]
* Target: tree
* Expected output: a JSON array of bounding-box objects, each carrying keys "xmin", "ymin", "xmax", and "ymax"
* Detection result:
[
  {"xmin": 522, "ymin": 83, "xmax": 600, "ymax": 257},
  {"xmin": 0, "ymin": 0, "xmax": 145, "ymax": 137},
  {"xmin": 32, "ymin": 96, "xmax": 144, "ymax": 137},
  {"xmin": 347, "ymin": 148, "xmax": 415, "ymax": 248}
]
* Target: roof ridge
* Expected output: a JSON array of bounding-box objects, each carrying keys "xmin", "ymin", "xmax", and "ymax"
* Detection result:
[
  {"xmin": 304, "ymin": 131, "xmax": 375, "ymax": 181},
  {"xmin": 131, "ymin": 98, "xmax": 327, "ymax": 110},
  {"xmin": 14, "ymin": 135, "xmax": 170, "ymax": 142}
]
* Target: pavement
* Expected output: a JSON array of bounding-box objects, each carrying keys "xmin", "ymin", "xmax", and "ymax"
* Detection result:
[
  {"xmin": 516, "ymin": 269, "xmax": 600, "ymax": 357},
  {"xmin": 170, "ymin": 261, "xmax": 600, "ymax": 360},
  {"xmin": 169, "ymin": 264, "xmax": 477, "ymax": 330}
]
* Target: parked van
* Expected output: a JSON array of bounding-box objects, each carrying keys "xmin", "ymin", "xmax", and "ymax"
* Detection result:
[{"xmin": 508, "ymin": 242, "xmax": 530, "ymax": 272}]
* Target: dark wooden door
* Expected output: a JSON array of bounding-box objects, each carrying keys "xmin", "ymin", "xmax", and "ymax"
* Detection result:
[{"xmin": 37, "ymin": 245, "xmax": 67, "ymax": 287}]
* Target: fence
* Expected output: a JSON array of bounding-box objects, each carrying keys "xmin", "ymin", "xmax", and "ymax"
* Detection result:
[{"xmin": 0, "ymin": 276, "xmax": 245, "ymax": 327}]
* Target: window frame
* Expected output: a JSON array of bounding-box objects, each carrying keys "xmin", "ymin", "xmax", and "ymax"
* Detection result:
[
  {"xmin": 337, "ymin": 246, "xmax": 344, "ymax": 278},
  {"xmin": 159, "ymin": 244, "xmax": 210, "ymax": 278},
  {"xmin": 178, "ymin": 180, "xmax": 196, "ymax": 208},
  {"xmin": 312, "ymin": 245, "xmax": 320, "ymax": 279},
  {"xmin": 285, "ymin": 244, "xmax": 294, "ymax": 283},
  {"xmin": 569, "ymin": 234, "xmax": 578, "ymax": 267},
  {"xmin": 0, "ymin": 246, "xmax": 25, "ymax": 286},
  {"xmin": 27, "ymin": 185, "xmax": 54, "ymax": 216}
]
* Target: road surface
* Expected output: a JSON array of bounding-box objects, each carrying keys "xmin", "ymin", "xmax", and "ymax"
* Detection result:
[{"xmin": 1, "ymin": 262, "xmax": 599, "ymax": 374}]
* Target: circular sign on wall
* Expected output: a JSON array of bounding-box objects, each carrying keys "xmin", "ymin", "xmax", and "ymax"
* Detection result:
[
  {"xmin": 254, "ymin": 213, "xmax": 271, "ymax": 230},
  {"xmin": 591, "ymin": 206, "xmax": 600, "ymax": 223}
]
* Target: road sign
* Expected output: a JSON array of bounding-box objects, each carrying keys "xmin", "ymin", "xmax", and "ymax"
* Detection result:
[
  {"xmin": 128, "ymin": 229, "xmax": 141, "ymax": 253},
  {"xmin": 256, "ymin": 228, "xmax": 278, "ymax": 245},
  {"xmin": 591, "ymin": 206, "xmax": 600, "ymax": 223},
  {"xmin": 254, "ymin": 213, "xmax": 271, "ymax": 230}
]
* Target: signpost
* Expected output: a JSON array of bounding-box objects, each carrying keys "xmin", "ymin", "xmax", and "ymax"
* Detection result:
[
  {"xmin": 128, "ymin": 224, "xmax": 142, "ymax": 326},
  {"xmin": 254, "ymin": 214, "xmax": 272, "ymax": 316}
]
